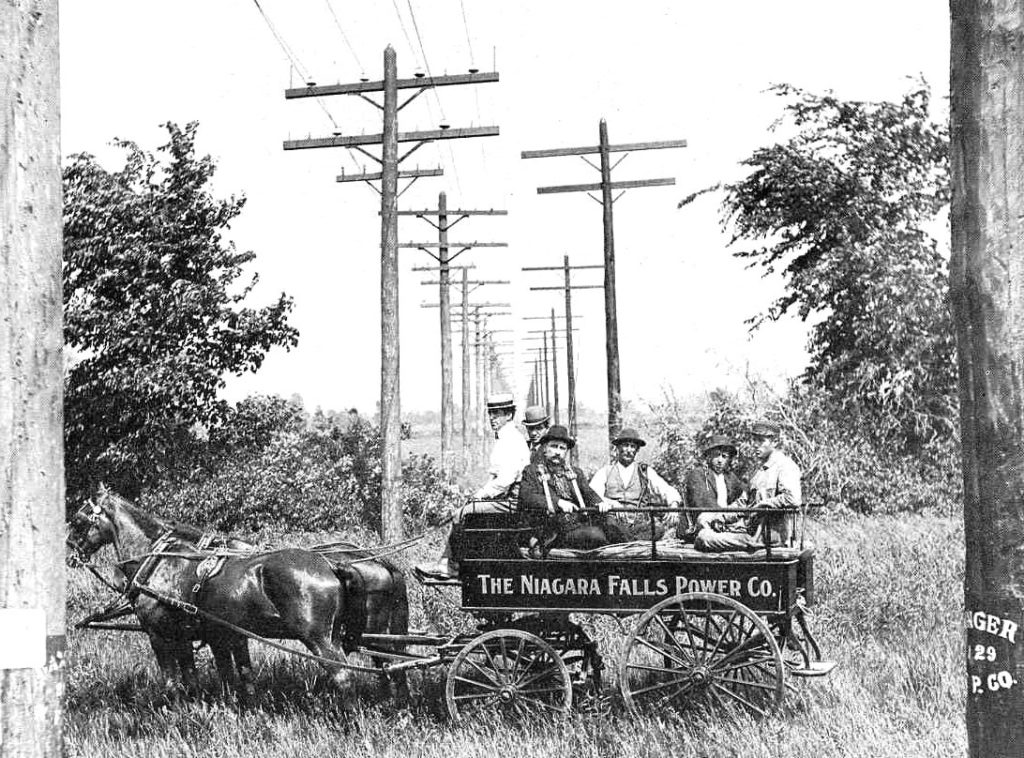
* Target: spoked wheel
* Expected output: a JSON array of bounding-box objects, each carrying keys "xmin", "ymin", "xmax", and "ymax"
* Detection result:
[
  {"xmin": 618, "ymin": 592, "xmax": 784, "ymax": 717},
  {"xmin": 445, "ymin": 629, "xmax": 572, "ymax": 722}
]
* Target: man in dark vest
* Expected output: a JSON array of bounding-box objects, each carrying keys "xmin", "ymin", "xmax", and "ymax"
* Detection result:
[
  {"xmin": 589, "ymin": 428, "xmax": 681, "ymax": 542},
  {"xmin": 693, "ymin": 421, "xmax": 800, "ymax": 552},
  {"xmin": 678, "ymin": 435, "xmax": 747, "ymax": 541},
  {"xmin": 518, "ymin": 425, "xmax": 613, "ymax": 550}
]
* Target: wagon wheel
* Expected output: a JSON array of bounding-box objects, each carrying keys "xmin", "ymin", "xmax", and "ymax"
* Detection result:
[
  {"xmin": 445, "ymin": 629, "xmax": 572, "ymax": 722},
  {"xmin": 618, "ymin": 592, "xmax": 784, "ymax": 717}
]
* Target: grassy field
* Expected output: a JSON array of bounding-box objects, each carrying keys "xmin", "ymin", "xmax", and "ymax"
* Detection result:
[{"xmin": 65, "ymin": 510, "xmax": 966, "ymax": 757}]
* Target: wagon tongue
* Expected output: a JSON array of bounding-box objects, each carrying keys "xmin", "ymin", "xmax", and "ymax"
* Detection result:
[{"xmin": 75, "ymin": 595, "xmax": 135, "ymax": 628}]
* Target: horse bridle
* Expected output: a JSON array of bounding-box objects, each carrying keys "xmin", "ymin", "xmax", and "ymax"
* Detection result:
[{"xmin": 67, "ymin": 499, "xmax": 117, "ymax": 562}]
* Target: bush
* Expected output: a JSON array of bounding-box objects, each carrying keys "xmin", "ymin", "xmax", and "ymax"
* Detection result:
[{"xmin": 140, "ymin": 394, "xmax": 458, "ymax": 535}]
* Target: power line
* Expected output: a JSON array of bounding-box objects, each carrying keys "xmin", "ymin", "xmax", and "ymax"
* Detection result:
[
  {"xmin": 404, "ymin": 0, "xmax": 464, "ymax": 194},
  {"xmin": 324, "ymin": 0, "xmax": 364, "ymax": 75},
  {"xmin": 250, "ymin": 0, "xmax": 359, "ymax": 170},
  {"xmin": 389, "ymin": 0, "xmax": 421, "ymax": 69},
  {"xmin": 251, "ymin": 0, "xmax": 311, "ymax": 82},
  {"xmin": 457, "ymin": 0, "xmax": 475, "ymax": 69}
]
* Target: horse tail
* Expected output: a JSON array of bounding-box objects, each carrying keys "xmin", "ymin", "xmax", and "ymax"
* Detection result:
[
  {"xmin": 388, "ymin": 565, "xmax": 409, "ymax": 637},
  {"xmin": 331, "ymin": 564, "xmax": 367, "ymax": 653}
]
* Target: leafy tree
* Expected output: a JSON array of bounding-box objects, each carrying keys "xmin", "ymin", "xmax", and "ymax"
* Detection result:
[
  {"xmin": 63, "ymin": 122, "xmax": 298, "ymax": 502},
  {"xmin": 697, "ymin": 83, "xmax": 954, "ymax": 449}
]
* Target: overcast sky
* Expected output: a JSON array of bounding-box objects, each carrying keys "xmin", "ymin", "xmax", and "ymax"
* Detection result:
[{"xmin": 59, "ymin": 0, "xmax": 950, "ymax": 417}]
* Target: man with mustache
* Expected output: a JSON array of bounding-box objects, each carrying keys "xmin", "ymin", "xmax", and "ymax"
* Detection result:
[
  {"xmin": 589, "ymin": 428, "xmax": 682, "ymax": 542},
  {"xmin": 518, "ymin": 425, "xmax": 613, "ymax": 550}
]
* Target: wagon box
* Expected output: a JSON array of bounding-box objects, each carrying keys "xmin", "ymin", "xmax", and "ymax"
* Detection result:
[{"xmin": 461, "ymin": 557, "xmax": 801, "ymax": 615}]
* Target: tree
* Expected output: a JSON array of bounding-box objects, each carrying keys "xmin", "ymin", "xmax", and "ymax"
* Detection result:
[
  {"xmin": 701, "ymin": 83, "xmax": 954, "ymax": 449},
  {"xmin": 62, "ymin": 122, "xmax": 298, "ymax": 502}
]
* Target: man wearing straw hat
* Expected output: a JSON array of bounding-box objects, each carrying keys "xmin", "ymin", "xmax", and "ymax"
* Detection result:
[
  {"xmin": 518, "ymin": 425, "xmax": 613, "ymax": 550},
  {"xmin": 589, "ymin": 427, "xmax": 682, "ymax": 542},
  {"xmin": 415, "ymin": 392, "xmax": 530, "ymax": 579},
  {"xmin": 694, "ymin": 420, "xmax": 801, "ymax": 552}
]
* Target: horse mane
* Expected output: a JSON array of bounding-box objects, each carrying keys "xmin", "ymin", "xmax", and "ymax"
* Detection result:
[{"xmin": 100, "ymin": 488, "xmax": 206, "ymax": 542}]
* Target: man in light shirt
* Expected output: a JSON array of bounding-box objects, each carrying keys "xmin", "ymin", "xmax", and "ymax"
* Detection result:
[
  {"xmin": 589, "ymin": 428, "xmax": 682, "ymax": 542},
  {"xmin": 694, "ymin": 421, "xmax": 801, "ymax": 552},
  {"xmin": 415, "ymin": 393, "xmax": 530, "ymax": 578}
]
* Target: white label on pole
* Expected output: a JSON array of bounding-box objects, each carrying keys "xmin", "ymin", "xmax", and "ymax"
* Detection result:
[{"xmin": 0, "ymin": 608, "xmax": 46, "ymax": 669}]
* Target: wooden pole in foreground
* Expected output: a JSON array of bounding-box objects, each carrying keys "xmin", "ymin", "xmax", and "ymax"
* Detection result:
[
  {"xmin": 379, "ymin": 46, "xmax": 403, "ymax": 542},
  {"xmin": 598, "ymin": 119, "xmax": 622, "ymax": 439},
  {"xmin": 0, "ymin": 2, "xmax": 66, "ymax": 754},
  {"xmin": 951, "ymin": 2, "xmax": 1024, "ymax": 755}
]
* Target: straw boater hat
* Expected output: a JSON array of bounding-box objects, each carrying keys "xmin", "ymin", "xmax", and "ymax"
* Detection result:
[
  {"xmin": 750, "ymin": 420, "xmax": 781, "ymax": 438},
  {"xmin": 522, "ymin": 405, "xmax": 550, "ymax": 428},
  {"xmin": 539, "ymin": 425, "xmax": 575, "ymax": 449},
  {"xmin": 485, "ymin": 392, "xmax": 516, "ymax": 414},
  {"xmin": 612, "ymin": 428, "xmax": 646, "ymax": 448},
  {"xmin": 702, "ymin": 434, "xmax": 737, "ymax": 456}
]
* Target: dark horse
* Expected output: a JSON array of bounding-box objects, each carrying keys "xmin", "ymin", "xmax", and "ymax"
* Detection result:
[{"xmin": 67, "ymin": 487, "xmax": 409, "ymax": 701}]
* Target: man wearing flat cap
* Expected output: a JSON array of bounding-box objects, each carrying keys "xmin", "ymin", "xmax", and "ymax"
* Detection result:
[
  {"xmin": 519, "ymin": 425, "xmax": 613, "ymax": 550},
  {"xmin": 679, "ymin": 435, "xmax": 747, "ymax": 542},
  {"xmin": 694, "ymin": 420, "xmax": 801, "ymax": 552},
  {"xmin": 590, "ymin": 428, "xmax": 682, "ymax": 542},
  {"xmin": 416, "ymin": 392, "xmax": 530, "ymax": 578}
]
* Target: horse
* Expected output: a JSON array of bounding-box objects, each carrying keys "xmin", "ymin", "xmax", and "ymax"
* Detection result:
[{"xmin": 67, "ymin": 488, "xmax": 409, "ymax": 702}]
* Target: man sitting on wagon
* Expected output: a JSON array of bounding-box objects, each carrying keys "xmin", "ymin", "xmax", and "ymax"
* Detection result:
[
  {"xmin": 522, "ymin": 404, "xmax": 551, "ymax": 463},
  {"xmin": 415, "ymin": 392, "xmax": 530, "ymax": 579},
  {"xmin": 518, "ymin": 425, "xmax": 614, "ymax": 550},
  {"xmin": 589, "ymin": 428, "xmax": 682, "ymax": 542},
  {"xmin": 678, "ymin": 435, "xmax": 748, "ymax": 542},
  {"xmin": 694, "ymin": 421, "xmax": 800, "ymax": 552}
]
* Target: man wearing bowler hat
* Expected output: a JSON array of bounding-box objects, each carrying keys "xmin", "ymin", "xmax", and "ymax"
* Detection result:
[
  {"xmin": 522, "ymin": 405, "xmax": 551, "ymax": 462},
  {"xmin": 589, "ymin": 428, "xmax": 681, "ymax": 542},
  {"xmin": 416, "ymin": 392, "xmax": 530, "ymax": 578},
  {"xmin": 518, "ymin": 425, "xmax": 614, "ymax": 549},
  {"xmin": 679, "ymin": 435, "xmax": 747, "ymax": 541},
  {"xmin": 694, "ymin": 420, "xmax": 801, "ymax": 552}
]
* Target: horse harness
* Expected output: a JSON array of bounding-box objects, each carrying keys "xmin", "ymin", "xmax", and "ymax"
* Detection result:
[{"xmin": 124, "ymin": 530, "xmax": 232, "ymax": 621}]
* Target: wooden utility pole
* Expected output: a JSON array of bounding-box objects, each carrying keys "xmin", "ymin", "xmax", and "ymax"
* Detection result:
[
  {"xmin": 0, "ymin": 3, "xmax": 65, "ymax": 755},
  {"xmin": 951, "ymin": 3, "xmax": 1024, "ymax": 755},
  {"xmin": 523, "ymin": 122, "xmax": 686, "ymax": 439},
  {"xmin": 404, "ymin": 198, "xmax": 507, "ymax": 478},
  {"xmin": 424, "ymin": 289, "xmax": 509, "ymax": 461},
  {"xmin": 523, "ymin": 325, "xmax": 578, "ymax": 425},
  {"xmin": 524, "ymin": 256, "xmax": 602, "ymax": 448},
  {"xmin": 284, "ymin": 47, "xmax": 499, "ymax": 541}
]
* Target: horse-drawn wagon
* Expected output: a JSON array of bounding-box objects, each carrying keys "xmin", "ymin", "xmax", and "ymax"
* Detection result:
[
  {"xmin": 416, "ymin": 503, "xmax": 835, "ymax": 720},
  {"xmin": 69, "ymin": 492, "xmax": 834, "ymax": 722}
]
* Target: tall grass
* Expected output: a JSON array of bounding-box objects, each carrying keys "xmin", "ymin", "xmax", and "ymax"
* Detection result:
[{"xmin": 65, "ymin": 512, "xmax": 965, "ymax": 757}]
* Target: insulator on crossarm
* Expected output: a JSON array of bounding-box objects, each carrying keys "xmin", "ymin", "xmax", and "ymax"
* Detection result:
[{"xmin": 414, "ymin": 68, "xmax": 425, "ymax": 78}]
